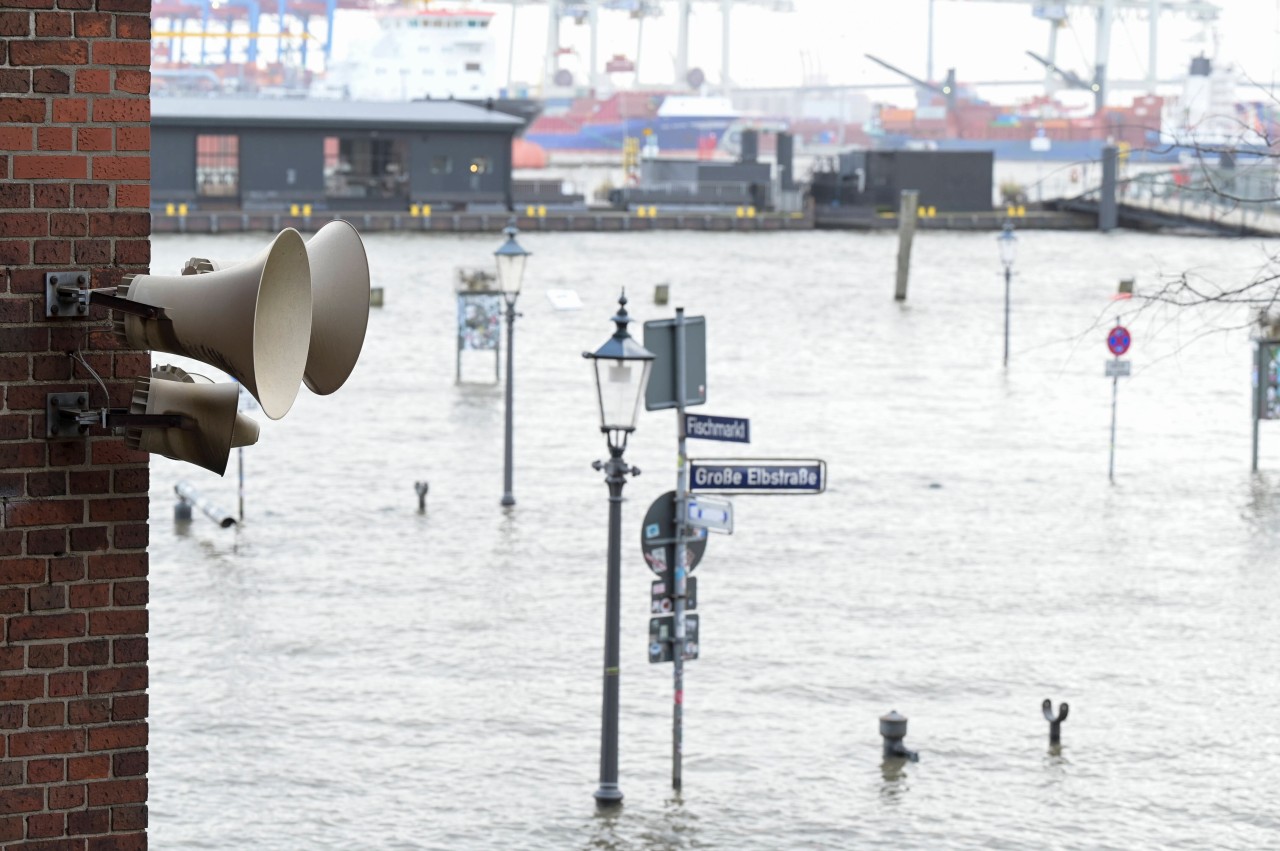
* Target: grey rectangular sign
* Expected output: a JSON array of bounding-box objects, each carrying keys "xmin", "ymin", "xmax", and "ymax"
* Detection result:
[
  {"xmin": 1105, "ymin": 359, "xmax": 1131, "ymax": 377},
  {"xmin": 643, "ymin": 315, "xmax": 706, "ymax": 411},
  {"xmin": 685, "ymin": 413, "xmax": 749, "ymax": 443},
  {"xmin": 689, "ymin": 459, "xmax": 826, "ymax": 495}
]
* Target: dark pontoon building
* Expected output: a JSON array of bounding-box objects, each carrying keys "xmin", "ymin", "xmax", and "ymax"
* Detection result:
[{"xmin": 152, "ymin": 97, "xmax": 524, "ymax": 213}]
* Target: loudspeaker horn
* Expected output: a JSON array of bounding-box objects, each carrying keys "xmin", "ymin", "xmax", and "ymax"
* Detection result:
[
  {"xmin": 117, "ymin": 228, "xmax": 313, "ymax": 420},
  {"xmin": 125, "ymin": 365, "xmax": 260, "ymax": 476},
  {"xmin": 184, "ymin": 221, "xmax": 371, "ymax": 396}
]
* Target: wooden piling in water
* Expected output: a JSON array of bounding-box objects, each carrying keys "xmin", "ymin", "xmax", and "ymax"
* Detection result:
[{"xmin": 895, "ymin": 190, "xmax": 920, "ymax": 302}]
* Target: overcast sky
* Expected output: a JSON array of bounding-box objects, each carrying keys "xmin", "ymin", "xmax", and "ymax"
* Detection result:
[{"xmin": 329, "ymin": 1, "xmax": 1280, "ymax": 106}]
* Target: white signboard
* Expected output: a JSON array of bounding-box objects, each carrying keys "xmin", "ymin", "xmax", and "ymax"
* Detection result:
[
  {"xmin": 687, "ymin": 496, "xmax": 734, "ymax": 534},
  {"xmin": 1105, "ymin": 359, "xmax": 1131, "ymax": 377}
]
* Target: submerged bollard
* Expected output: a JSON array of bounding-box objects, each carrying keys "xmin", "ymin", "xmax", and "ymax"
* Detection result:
[
  {"xmin": 174, "ymin": 498, "xmax": 192, "ymax": 523},
  {"xmin": 414, "ymin": 481, "xmax": 429, "ymax": 513},
  {"xmin": 879, "ymin": 709, "xmax": 919, "ymax": 762},
  {"xmin": 1042, "ymin": 699, "xmax": 1069, "ymax": 746},
  {"xmin": 654, "ymin": 283, "xmax": 669, "ymax": 305}
]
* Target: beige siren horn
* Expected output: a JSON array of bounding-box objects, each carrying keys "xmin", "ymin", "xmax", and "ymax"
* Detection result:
[
  {"xmin": 184, "ymin": 220, "xmax": 370, "ymax": 396},
  {"xmin": 125, "ymin": 365, "xmax": 260, "ymax": 476},
  {"xmin": 117, "ymin": 228, "xmax": 313, "ymax": 420}
]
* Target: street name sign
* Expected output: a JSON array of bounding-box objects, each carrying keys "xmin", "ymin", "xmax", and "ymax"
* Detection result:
[
  {"xmin": 685, "ymin": 413, "xmax": 750, "ymax": 444},
  {"xmin": 1105, "ymin": 359, "xmax": 1131, "ymax": 377},
  {"xmin": 689, "ymin": 459, "xmax": 826, "ymax": 495},
  {"xmin": 686, "ymin": 496, "xmax": 734, "ymax": 533}
]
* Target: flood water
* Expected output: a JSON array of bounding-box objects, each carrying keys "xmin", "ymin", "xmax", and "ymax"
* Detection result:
[{"xmin": 146, "ymin": 228, "xmax": 1280, "ymax": 849}]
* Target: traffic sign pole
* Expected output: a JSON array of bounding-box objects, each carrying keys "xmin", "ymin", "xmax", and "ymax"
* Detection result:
[
  {"xmin": 1107, "ymin": 319, "xmax": 1131, "ymax": 483},
  {"xmin": 672, "ymin": 307, "xmax": 688, "ymax": 793}
]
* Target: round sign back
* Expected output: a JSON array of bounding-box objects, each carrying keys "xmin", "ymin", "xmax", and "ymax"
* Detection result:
[
  {"xmin": 1107, "ymin": 325, "xmax": 1131, "ymax": 356},
  {"xmin": 640, "ymin": 490, "xmax": 707, "ymax": 576}
]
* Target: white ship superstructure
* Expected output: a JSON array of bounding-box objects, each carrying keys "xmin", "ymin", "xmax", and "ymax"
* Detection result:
[{"xmin": 313, "ymin": 7, "xmax": 498, "ymax": 101}]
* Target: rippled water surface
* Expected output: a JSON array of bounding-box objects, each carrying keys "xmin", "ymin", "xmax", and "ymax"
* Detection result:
[{"xmin": 146, "ymin": 228, "xmax": 1280, "ymax": 849}]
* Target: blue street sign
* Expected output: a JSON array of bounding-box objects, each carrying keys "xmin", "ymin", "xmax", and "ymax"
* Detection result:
[
  {"xmin": 685, "ymin": 413, "xmax": 750, "ymax": 443},
  {"xmin": 689, "ymin": 459, "xmax": 826, "ymax": 495}
]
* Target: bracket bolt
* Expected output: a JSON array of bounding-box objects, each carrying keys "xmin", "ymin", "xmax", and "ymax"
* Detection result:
[
  {"xmin": 77, "ymin": 274, "xmax": 86, "ymax": 285},
  {"xmin": 50, "ymin": 304, "xmax": 60, "ymax": 315},
  {"xmin": 50, "ymin": 275, "xmax": 59, "ymax": 285}
]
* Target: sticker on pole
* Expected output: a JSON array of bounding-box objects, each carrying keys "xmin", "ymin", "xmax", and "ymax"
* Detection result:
[
  {"xmin": 1107, "ymin": 325, "xmax": 1131, "ymax": 356},
  {"xmin": 640, "ymin": 491, "xmax": 708, "ymax": 576}
]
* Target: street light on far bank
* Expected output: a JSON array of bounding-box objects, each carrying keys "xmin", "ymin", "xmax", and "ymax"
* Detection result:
[
  {"xmin": 496, "ymin": 219, "xmax": 530, "ymax": 507},
  {"xmin": 584, "ymin": 291, "xmax": 654, "ymax": 807},
  {"xmin": 998, "ymin": 221, "xmax": 1017, "ymax": 368}
]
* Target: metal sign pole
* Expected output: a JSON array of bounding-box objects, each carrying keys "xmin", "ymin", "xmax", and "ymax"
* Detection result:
[
  {"xmin": 1109, "ymin": 352, "xmax": 1119, "ymax": 483},
  {"xmin": 237, "ymin": 446, "xmax": 245, "ymax": 522},
  {"xmin": 672, "ymin": 307, "xmax": 688, "ymax": 793},
  {"xmin": 1253, "ymin": 341, "xmax": 1262, "ymax": 472}
]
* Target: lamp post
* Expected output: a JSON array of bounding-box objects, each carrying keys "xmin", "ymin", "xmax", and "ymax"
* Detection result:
[
  {"xmin": 495, "ymin": 219, "xmax": 530, "ymax": 507},
  {"xmin": 998, "ymin": 222, "xmax": 1017, "ymax": 367},
  {"xmin": 584, "ymin": 291, "xmax": 655, "ymax": 807}
]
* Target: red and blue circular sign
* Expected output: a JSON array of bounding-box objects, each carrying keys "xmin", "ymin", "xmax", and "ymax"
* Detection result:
[{"xmin": 1107, "ymin": 325, "xmax": 1131, "ymax": 356}]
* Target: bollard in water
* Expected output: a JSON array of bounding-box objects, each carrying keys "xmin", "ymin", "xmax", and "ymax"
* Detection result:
[
  {"xmin": 370, "ymin": 287, "xmax": 385, "ymax": 307},
  {"xmin": 174, "ymin": 499, "xmax": 192, "ymax": 523},
  {"xmin": 414, "ymin": 481, "xmax": 429, "ymax": 513},
  {"xmin": 879, "ymin": 709, "xmax": 919, "ymax": 762},
  {"xmin": 1042, "ymin": 699, "xmax": 1068, "ymax": 746},
  {"xmin": 654, "ymin": 283, "xmax": 669, "ymax": 305}
]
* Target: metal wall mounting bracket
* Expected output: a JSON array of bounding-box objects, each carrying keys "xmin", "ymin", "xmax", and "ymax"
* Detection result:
[
  {"xmin": 45, "ymin": 271, "xmax": 90, "ymax": 318},
  {"xmin": 47, "ymin": 392, "xmax": 90, "ymax": 438}
]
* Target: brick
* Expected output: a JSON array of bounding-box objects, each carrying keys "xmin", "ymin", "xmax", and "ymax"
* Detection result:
[
  {"xmin": 0, "ymin": 183, "xmax": 30, "ymax": 207},
  {"xmin": 74, "ymin": 68, "xmax": 109, "ymax": 94},
  {"xmin": 0, "ymin": 126, "xmax": 34, "ymax": 149},
  {"xmin": 0, "ymin": 530, "xmax": 22, "ymax": 557},
  {"xmin": 75, "ymin": 127, "xmax": 110, "ymax": 151},
  {"xmin": 0, "ymin": 559, "xmax": 45, "ymax": 584},
  {"xmin": 69, "ymin": 471, "xmax": 109, "ymax": 495},
  {"xmin": 48, "ymin": 671, "xmax": 83, "ymax": 698},
  {"xmin": 32, "ymin": 68, "xmax": 70, "ymax": 94},
  {"xmin": 27, "ymin": 527, "xmax": 68, "ymax": 555},
  {"xmin": 0, "ymin": 12, "xmax": 30, "ymax": 36},
  {"xmin": 91, "ymin": 41, "xmax": 148, "ymax": 67},
  {"xmin": 86, "ymin": 555, "xmax": 145, "ymax": 581},
  {"xmin": 67, "ymin": 641, "xmax": 108, "ymax": 668},
  {"xmin": 35, "ymin": 12, "xmax": 72, "ymax": 36},
  {"xmin": 27, "ymin": 811, "xmax": 67, "ymax": 838},
  {"xmin": 0, "ymin": 441, "xmax": 44, "ymax": 467},
  {"xmin": 89, "ymin": 442, "xmax": 147, "ymax": 465},
  {"xmin": 115, "ymin": 185, "xmax": 148, "ymax": 209},
  {"xmin": 66, "ymin": 755, "xmax": 108, "ymax": 782},
  {"xmin": 115, "ymin": 15, "xmax": 148, "ymax": 39},
  {"xmin": 48, "ymin": 439, "xmax": 85, "ymax": 466},
  {"xmin": 91, "ymin": 835, "xmax": 146, "ymax": 851},
  {"xmin": 27, "ymin": 643, "xmax": 65, "ymax": 668},
  {"xmin": 109, "ymin": 695, "xmax": 145, "ymax": 722},
  {"xmin": 0, "ymin": 98, "xmax": 46, "ymax": 123},
  {"xmin": 86, "ymin": 212, "xmax": 147, "ymax": 237},
  {"xmin": 49, "ymin": 784, "xmax": 84, "ymax": 810},
  {"xmin": 8, "ymin": 613, "xmax": 85, "ymax": 641},
  {"xmin": 68, "ymin": 699, "xmax": 109, "ymax": 725},
  {"xmin": 87, "ymin": 498, "xmax": 146, "ymax": 523},
  {"xmin": 87, "ymin": 724, "xmax": 145, "ymax": 752},
  {"xmin": 51, "ymin": 98, "xmax": 86, "ymax": 123},
  {"xmin": 69, "ymin": 526, "xmax": 108, "ymax": 553},
  {"xmin": 0, "ymin": 788, "xmax": 43, "ymax": 816},
  {"xmin": 0, "ymin": 816, "xmax": 19, "ymax": 842},
  {"xmin": 35, "ymin": 239, "xmax": 73, "ymax": 265},
  {"xmin": 13, "ymin": 155, "xmax": 87, "ymax": 180},
  {"xmin": 37, "ymin": 126, "xmax": 73, "ymax": 151},
  {"xmin": 114, "ymin": 127, "xmax": 147, "ymax": 151},
  {"xmin": 0, "ymin": 762, "xmax": 21, "ymax": 787},
  {"xmin": 113, "ymin": 70, "xmax": 149, "ymax": 95},
  {"xmin": 114, "ymin": 238, "xmax": 149, "ymax": 265},
  {"xmin": 29, "ymin": 585, "xmax": 67, "ymax": 611},
  {"xmin": 67, "ymin": 807, "xmax": 109, "ymax": 835},
  {"xmin": 71, "ymin": 183, "xmax": 106, "ymax": 207},
  {"xmin": 100, "ymin": 0, "xmax": 151, "ymax": 13},
  {"xmin": 10, "ymin": 40, "xmax": 88, "ymax": 66},
  {"xmin": 68, "ymin": 582, "xmax": 109, "ymax": 609},
  {"xmin": 0, "ymin": 594, "xmax": 22, "ymax": 618},
  {"xmin": 0, "ymin": 705, "xmax": 22, "ymax": 729},
  {"xmin": 0, "ymin": 212, "xmax": 46, "ymax": 237},
  {"xmin": 0, "ymin": 675, "xmax": 44, "ymax": 701},
  {"xmin": 111, "ymin": 751, "xmax": 146, "ymax": 778},
  {"xmin": 73, "ymin": 12, "xmax": 111, "ymax": 38},
  {"xmin": 0, "ymin": 241, "xmax": 32, "ymax": 265},
  {"xmin": 86, "ymin": 666, "xmax": 145, "ymax": 695},
  {"xmin": 90, "ymin": 156, "xmax": 148, "ymax": 181},
  {"xmin": 0, "ymin": 415, "xmax": 28, "ymax": 438},
  {"xmin": 48, "ymin": 556, "xmax": 84, "ymax": 583},
  {"xmin": 111, "ymin": 524, "xmax": 146, "ymax": 550},
  {"xmin": 74, "ymin": 240, "xmax": 110, "ymax": 265},
  {"xmin": 86, "ymin": 779, "xmax": 145, "ymax": 807},
  {"xmin": 8, "ymin": 729, "xmax": 85, "ymax": 758},
  {"xmin": 88, "ymin": 610, "xmax": 145, "ymax": 636},
  {"xmin": 48, "ymin": 212, "xmax": 86, "ymax": 237},
  {"xmin": 7, "ymin": 499, "xmax": 82, "ymax": 527},
  {"xmin": 110, "ymin": 638, "xmax": 145, "ymax": 666},
  {"xmin": 26, "ymin": 758, "xmax": 63, "ymax": 784},
  {"xmin": 34, "ymin": 184, "xmax": 69, "ymax": 208},
  {"xmin": 2, "ymin": 0, "xmax": 55, "ymax": 7},
  {"xmin": 28, "ymin": 701, "xmax": 66, "ymax": 727},
  {"xmin": 111, "ymin": 582, "xmax": 146, "ymax": 607},
  {"xmin": 0, "ymin": 69, "xmax": 32, "ymax": 94},
  {"xmin": 109, "ymin": 805, "xmax": 144, "ymax": 832}
]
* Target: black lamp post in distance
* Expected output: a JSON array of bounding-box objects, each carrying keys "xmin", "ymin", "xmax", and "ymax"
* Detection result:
[
  {"xmin": 495, "ymin": 219, "xmax": 530, "ymax": 507},
  {"xmin": 998, "ymin": 222, "xmax": 1017, "ymax": 368},
  {"xmin": 583, "ymin": 291, "xmax": 654, "ymax": 807}
]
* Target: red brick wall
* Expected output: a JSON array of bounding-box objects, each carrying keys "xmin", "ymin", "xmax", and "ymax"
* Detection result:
[{"xmin": 0, "ymin": 0, "xmax": 150, "ymax": 847}]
